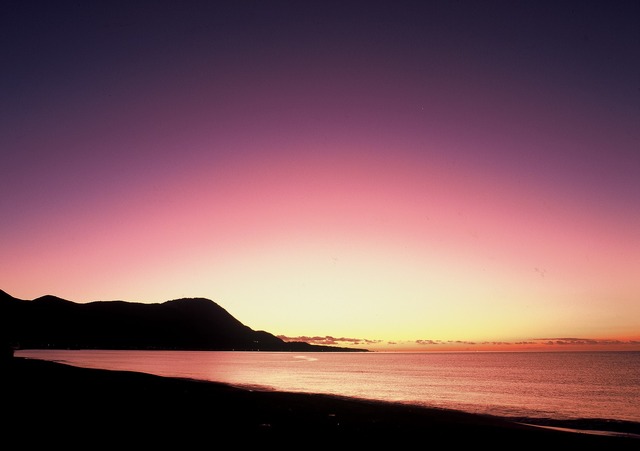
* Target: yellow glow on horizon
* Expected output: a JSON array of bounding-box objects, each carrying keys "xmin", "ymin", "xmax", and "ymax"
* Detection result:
[{"xmin": 92, "ymin": 236, "xmax": 636, "ymax": 352}]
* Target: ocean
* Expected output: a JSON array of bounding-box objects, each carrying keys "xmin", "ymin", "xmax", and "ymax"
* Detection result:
[{"xmin": 15, "ymin": 349, "xmax": 640, "ymax": 428}]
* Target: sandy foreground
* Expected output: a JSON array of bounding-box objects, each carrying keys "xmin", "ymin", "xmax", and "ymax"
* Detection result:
[{"xmin": 5, "ymin": 356, "xmax": 639, "ymax": 448}]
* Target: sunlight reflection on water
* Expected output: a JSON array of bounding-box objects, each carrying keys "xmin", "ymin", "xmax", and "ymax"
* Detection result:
[{"xmin": 15, "ymin": 349, "xmax": 640, "ymax": 423}]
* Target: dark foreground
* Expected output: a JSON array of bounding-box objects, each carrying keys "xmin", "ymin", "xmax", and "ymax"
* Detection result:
[{"xmin": 5, "ymin": 357, "xmax": 639, "ymax": 449}]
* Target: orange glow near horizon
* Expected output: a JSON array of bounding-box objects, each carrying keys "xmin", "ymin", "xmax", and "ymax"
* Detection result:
[{"xmin": 3, "ymin": 141, "xmax": 640, "ymax": 352}]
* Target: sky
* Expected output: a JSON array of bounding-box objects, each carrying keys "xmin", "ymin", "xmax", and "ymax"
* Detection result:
[{"xmin": 2, "ymin": 0, "xmax": 639, "ymax": 352}]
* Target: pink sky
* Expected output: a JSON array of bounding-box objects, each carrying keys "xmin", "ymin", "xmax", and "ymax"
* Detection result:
[{"xmin": 2, "ymin": 1, "xmax": 639, "ymax": 351}]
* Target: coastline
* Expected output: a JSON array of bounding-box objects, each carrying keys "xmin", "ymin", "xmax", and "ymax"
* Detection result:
[{"xmin": 6, "ymin": 356, "xmax": 639, "ymax": 448}]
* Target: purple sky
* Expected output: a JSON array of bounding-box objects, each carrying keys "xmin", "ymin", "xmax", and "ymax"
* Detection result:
[{"xmin": 2, "ymin": 1, "xmax": 639, "ymax": 351}]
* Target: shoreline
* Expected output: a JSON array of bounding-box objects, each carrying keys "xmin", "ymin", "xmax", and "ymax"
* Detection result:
[
  {"xmin": 521, "ymin": 423, "xmax": 640, "ymax": 440},
  {"xmin": 6, "ymin": 356, "xmax": 639, "ymax": 448}
]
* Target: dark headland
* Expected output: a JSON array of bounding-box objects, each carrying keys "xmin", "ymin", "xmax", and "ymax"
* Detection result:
[
  {"xmin": 0, "ymin": 290, "xmax": 367, "ymax": 352},
  {"xmin": 5, "ymin": 356, "xmax": 639, "ymax": 449}
]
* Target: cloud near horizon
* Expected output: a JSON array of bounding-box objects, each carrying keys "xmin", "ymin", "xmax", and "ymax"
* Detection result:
[
  {"xmin": 281, "ymin": 335, "xmax": 640, "ymax": 350},
  {"xmin": 278, "ymin": 335, "xmax": 382, "ymax": 347},
  {"xmin": 533, "ymin": 338, "xmax": 640, "ymax": 346},
  {"xmin": 411, "ymin": 337, "xmax": 640, "ymax": 349}
]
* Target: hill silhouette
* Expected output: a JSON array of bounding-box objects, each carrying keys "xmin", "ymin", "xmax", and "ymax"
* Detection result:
[{"xmin": 0, "ymin": 290, "xmax": 367, "ymax": 352}]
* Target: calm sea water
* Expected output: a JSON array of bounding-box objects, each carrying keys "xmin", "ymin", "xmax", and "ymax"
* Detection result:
[{"xmin": 15, "ymin": 349, "xmax": 640, "ymax": 425}]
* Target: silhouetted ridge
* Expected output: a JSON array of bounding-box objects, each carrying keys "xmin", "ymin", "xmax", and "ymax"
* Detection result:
[
  {"xmin": 32, "ymin": 295, "xmax": 74, "ymax": 305},
  {"xmin": 0, "ymin": 290, "xmax": 367, "ymax": 352}
]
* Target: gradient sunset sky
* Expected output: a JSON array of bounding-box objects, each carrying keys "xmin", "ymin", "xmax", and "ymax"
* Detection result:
[{"xmin": 2, "ymin": 1, "xmax": 639, "ymax": 352}]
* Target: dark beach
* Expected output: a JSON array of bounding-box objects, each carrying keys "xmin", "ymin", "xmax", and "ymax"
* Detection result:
[{"xmin": 5, "ymin": 356, "xmax": 639, "ymax": 449}]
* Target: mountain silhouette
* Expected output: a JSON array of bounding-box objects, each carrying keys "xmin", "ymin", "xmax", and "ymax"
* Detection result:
[{"xmin": 0, "ymin": 290, "xmax": 367, "ymax": 352}]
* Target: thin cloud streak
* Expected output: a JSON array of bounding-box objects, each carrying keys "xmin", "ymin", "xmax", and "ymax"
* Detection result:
[{"xmin": 280, "ymin": 335, "xmax": 640, "ymax": 351}]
